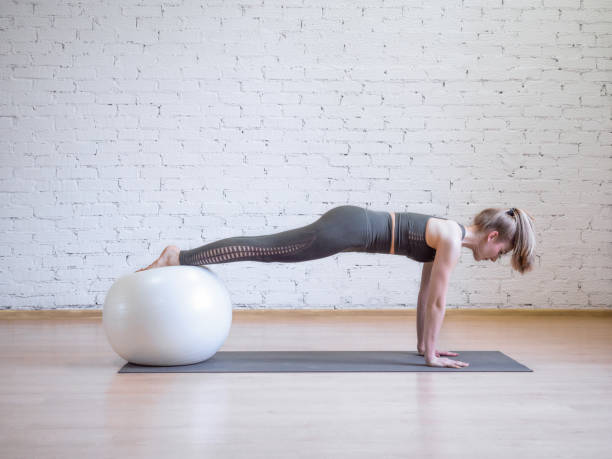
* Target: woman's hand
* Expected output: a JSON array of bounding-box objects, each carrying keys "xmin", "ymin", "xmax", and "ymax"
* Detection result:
[
  {"xmin": 426, "ymin": 356, "xmax": 470, "ymax": 368},
  {"xmin": 417, "ymin": 349, "xmax": 459, "ymax": 357}
]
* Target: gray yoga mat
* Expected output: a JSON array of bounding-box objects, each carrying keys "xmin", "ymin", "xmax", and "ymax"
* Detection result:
[{"xmin": 118, "ymin": 351, "xmax": 532, "ymax": 373}]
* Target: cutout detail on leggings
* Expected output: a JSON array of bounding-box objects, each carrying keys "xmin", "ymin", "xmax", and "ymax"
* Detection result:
[{"xmin": 184, "ymin": 239, "xmax": 315, "ymax": 266}]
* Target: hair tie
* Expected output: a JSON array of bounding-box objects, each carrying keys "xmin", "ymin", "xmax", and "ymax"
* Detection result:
[{"xmin": 507, "ymin": 207, "xmax": 517, "ymax": 217}]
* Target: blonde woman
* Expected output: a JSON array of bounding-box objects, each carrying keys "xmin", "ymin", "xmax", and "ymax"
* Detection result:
[{"xmin": 138, "ymin": 205, "xmax": 536, "ymax": 369}]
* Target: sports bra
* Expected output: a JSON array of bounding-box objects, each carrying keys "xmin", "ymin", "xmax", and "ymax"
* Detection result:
[{"xmin": 394, "ymin": 212, "xmax": 466, "ymax": 263}]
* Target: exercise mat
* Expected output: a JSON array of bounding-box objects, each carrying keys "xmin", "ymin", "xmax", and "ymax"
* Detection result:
[{"xmin": 118, "ymin": 351, "xmax": 532, "ymax": 373}]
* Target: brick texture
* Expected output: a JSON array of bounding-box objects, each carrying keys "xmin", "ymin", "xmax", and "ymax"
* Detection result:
[{"xmin": 0, "ymin": 0, "xmax": 610, "ymax": 309}]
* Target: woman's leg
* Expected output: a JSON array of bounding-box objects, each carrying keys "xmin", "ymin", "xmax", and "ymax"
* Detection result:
[{"xmin": 178, "ymin": 205, "xmax": 370, "ymax": 266}]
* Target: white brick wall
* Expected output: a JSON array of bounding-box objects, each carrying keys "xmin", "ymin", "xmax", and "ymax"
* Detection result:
[{"xmin": 0, "ymin": 0, "xmax": 610, "ymax": 310}]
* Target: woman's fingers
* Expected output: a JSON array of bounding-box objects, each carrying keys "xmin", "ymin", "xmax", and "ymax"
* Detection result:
[
  {"xmin": 436, "ymin": 350, "xmax": 459, "ymax": 357},
  {"xmin": 426, "ymin": 357, "xmax": 469, "ymax": 368},
  {"xmin": 421, "ymin": 350, "xmax": 459, "ymax": 357},
  {"xmin": 445, "ymin": 358, "xmax": 469, "ymax": 368}
]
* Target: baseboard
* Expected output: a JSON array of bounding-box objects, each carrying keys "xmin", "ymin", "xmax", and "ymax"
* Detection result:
[{"xmin": 0, "ymin": 307, "xmax": 610, "ymax": 320}]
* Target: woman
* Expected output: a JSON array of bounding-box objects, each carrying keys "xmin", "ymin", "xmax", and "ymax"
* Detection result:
[{"xmin": 137, "ymin": 205, "xmax": 536, "ymax": 369}]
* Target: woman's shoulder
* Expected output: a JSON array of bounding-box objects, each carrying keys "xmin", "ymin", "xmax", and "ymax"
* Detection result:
[{"xmin": 425, "ymin": 217, "xmax": 464, "ymax": 250}]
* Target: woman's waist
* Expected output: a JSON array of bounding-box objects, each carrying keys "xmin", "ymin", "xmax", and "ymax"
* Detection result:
[{"xmin": 362, "ymin": 208, "xmax": 393, "ymax": 253}]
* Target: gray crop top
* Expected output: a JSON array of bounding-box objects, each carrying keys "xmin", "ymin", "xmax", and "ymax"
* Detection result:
[{"xmin": 394, "ymin": 212, "xmax": 466, "ymax": 263}]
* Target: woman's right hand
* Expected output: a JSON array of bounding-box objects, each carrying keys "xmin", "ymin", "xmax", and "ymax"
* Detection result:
[{"xmin": 426, "ymin": 356, "xmax": 470, "ymax": 368}]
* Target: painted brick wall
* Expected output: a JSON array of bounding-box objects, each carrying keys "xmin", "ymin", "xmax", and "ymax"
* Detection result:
[{"xmin": 0, "ymin": 0, "xmax": 610, "ymax": 310}]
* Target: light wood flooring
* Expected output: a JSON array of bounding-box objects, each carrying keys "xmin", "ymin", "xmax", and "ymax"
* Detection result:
[{"xmin": 1, "ymin": 309, "xmax": 611, "ymax": 459}]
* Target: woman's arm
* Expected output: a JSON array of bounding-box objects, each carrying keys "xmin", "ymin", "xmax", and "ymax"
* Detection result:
[
  {"xmin": 422, "ymin": 239, "xmax": 469, "ymax": 368},
  {"xmin": 416, "ymin": 262, "xmax": 433, "ymax": 352}
]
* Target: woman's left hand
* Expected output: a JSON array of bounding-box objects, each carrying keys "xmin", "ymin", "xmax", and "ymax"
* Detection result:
[{"xmin": 417, "ymin": 349, "xmax": 459, "ymax": 357}]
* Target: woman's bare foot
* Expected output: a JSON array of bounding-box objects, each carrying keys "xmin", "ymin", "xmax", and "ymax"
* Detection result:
[{"xmin": 136, "ymin": 245, "xmax": 181, "ymax": 272}]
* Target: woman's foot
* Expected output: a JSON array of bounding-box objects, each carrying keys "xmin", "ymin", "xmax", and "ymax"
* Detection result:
[{"xmin": 136, "ymin": 245, "xmax": 181, "ymax": 272}]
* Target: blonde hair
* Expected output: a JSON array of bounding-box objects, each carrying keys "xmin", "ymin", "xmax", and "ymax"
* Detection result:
[{"xmin": 472, "ymin": 207, "xmax": 536, "ymax": 274}]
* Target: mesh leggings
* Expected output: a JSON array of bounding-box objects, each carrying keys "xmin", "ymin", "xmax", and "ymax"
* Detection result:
[{"xmin": 178, "ymin": 205, "xmax": 393, "ymax": 266}]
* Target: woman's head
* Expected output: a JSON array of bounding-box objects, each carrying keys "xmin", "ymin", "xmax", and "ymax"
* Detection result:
[{"xmin": 471, "ymin": 207, "xmax": 536, "ymax": 274}]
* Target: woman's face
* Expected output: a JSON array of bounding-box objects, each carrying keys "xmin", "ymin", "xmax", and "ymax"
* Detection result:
[{"xmin": 474, "ymin": 231, "xmax": 512, "ymax": 263}]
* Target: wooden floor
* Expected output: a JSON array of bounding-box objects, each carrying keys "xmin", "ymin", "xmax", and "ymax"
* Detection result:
[{"xmin": 1, "ymin": 309, "xmax": 611, "ymax": 459}]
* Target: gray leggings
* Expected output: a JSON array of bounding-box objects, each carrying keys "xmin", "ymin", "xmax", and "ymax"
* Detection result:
[{"xmin": 178, "ymin": 205, "xmax": 393, "ymax": 266}]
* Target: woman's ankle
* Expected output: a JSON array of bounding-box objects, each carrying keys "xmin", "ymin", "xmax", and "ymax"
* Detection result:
[{"xmin": 164, "ymin": 245, "xmax": 181, "ymax": 266}]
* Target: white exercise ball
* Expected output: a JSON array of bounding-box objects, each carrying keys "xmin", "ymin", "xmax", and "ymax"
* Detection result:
[{"xmin": 103, "ymin": 265, "xmax": 232, "ymax": 366}]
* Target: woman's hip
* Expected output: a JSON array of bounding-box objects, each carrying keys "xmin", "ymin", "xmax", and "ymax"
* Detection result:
[{"xmin": 317, "ymin": 205, "xmax": 392, "ymax": 254}]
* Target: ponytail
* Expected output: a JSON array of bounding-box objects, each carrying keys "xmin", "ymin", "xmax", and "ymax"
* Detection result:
[{"xmin": 472, "ymin": 207, "xmax": 536, "ymax": 274}]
